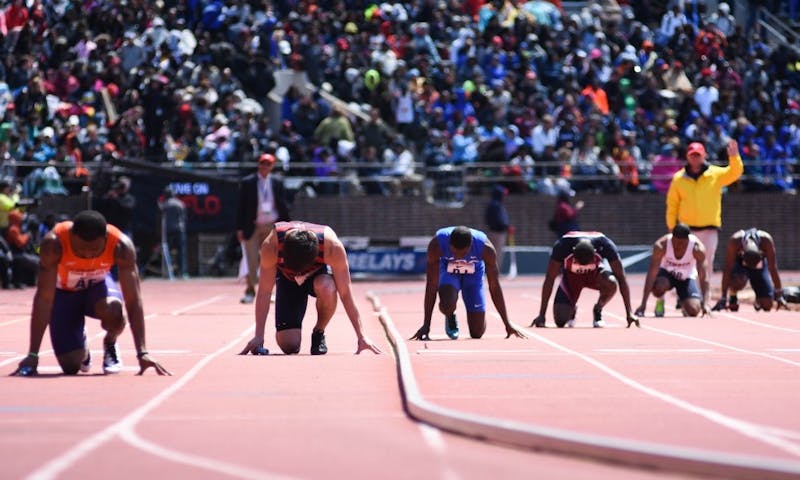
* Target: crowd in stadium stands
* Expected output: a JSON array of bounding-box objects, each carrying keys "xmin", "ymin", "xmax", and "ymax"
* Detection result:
[{"xmin": 0, "ymin": 0, "xmax": 798, "ymax": 200}]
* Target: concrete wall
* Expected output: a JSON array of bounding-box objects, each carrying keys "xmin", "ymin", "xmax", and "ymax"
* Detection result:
[{"xmin": 291, "ymin": 192, "xmax": 800, "ymax": 270}]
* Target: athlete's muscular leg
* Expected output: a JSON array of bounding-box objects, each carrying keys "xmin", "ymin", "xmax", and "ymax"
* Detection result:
[
  {"xmin": 437, "ymin": 284, "xmax": 459, "ymax": 316},
  {"xmin": 595, "ymin": 273, "xmax": 619, "ymax": 308},
  {"xmin": 56, "ymin": 298, "xmax": 124, "ymax": 374},
  {"xmin": 94, "ymin": 297, "xmax": 126, "ymax": 346},
  {"xmin": 682, "ymin": 298, "xmax": 703, "ymax": 316},
  {"xmin": 311, "ymin": 274, "xmax": 337, "ymax": 333},
  {"xmin": 652, "ymin": 276, "xmax": 672, "ymax": 297},
  {"xmin": 57, "ymin": 347, "xmax": 86, "ymax": 375},
  {"xmin": 755, "ymin": 297, "xmax": 774, "ymax": 311},
  {"xmin": 729, "ymin": 273, "xmax": 748, "ymax": 294},
  {"xmin": 553, "ymin": 303, "xmax": 576, "ymax": 327},
  {"xmin": 466, "ymin": 311, "xmax": 486, "ymax": 338},
  {"xmin": 276, "ymin": 273, "xmax": 335, "ymax": 354},
  {"xmin": 276, "ymin": 329, "xmax": 302, "ymax": 354}
]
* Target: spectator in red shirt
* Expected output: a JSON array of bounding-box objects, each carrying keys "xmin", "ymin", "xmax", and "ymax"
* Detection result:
[{"xmin": 5, "ymin": 0, "xmax": 29, "ymax": 30}]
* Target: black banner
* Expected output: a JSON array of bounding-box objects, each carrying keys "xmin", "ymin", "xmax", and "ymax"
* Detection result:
[{"xmin": 128, "ymin": 174, "xmax": 240, "ymax": 235}]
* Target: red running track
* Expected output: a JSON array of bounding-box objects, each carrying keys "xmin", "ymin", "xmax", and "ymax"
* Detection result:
[{"xmin": 1, "ymin": 273, "xmax": 799, "ymax": 479}]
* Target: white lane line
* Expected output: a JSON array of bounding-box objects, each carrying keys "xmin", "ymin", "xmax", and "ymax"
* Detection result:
[
  {"xmin": 1, "ymin": 314, "xmax": 159, "ymax": 369},
  {"xmin": 606, "ymin": 312, "xmax": 800, "ymax": 368},
  {"xmin": 526, "ymin": 324, "xmax": 800, "ymax": 456},
  {"xmin": 28, "ymin": 326, "xmax": 294, "ymax": 480},
  {"xmin": 120, "ymin": 429, "xmax": 295, "ymax": 480},
  {"xmin": 0, "ymin": 332, "xmax": 106, "ymax": 368},
  {"xmin": 36, "ymin": 366, "xmax": 141, "ymax": 374},
  {"xmin": 0, "ymin": 317, "xmax": 27, "ymax": 327},
  {"xmin": 370, "ymin": 291, "xmax": 800, "ymax": 480},
  {"xmin": 716, "ymin": 312, "xmax": 800, "ymax": 333},
  {"xmin": 418, "ymin": 424, "xmax": 463, "ymax": 480},
  {"xmin": 594, "ymin": 348, "xmax": 713, "ymax": 353},
  {"xmin": 169, "ymin": 295, "xmax": 229, "ymax": 316},
  {"xmin": 416, "ymin": 349, "xmax": 540, "ymax": 355}
]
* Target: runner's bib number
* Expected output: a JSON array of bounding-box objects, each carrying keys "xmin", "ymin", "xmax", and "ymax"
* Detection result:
[
  {"xmin": 64, "ymin": 269, "xmax": 107, "ymax": 290},
  {"xmin": 446, "ymin": 260, "xmax": 476, "ymax": 275},
  {"xmin": 569, "ymin": 262, "xmax": 597, "ymax": 274}
]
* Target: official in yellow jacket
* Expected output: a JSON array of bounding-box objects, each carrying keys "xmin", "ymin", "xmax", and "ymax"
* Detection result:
[{"xmin": 666, "ymin": 139, "xmax": 743, "ymax": 274}]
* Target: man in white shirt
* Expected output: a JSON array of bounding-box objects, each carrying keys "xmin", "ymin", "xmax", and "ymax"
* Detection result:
[{"xmin": 530, "ymin": 114, "xmax": 558, "ymax": 159}]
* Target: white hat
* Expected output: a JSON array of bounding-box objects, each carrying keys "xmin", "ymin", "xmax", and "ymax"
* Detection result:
[
  {"xmin": 719, "ymin": 2, "xmax": 730, "ymax": 13},
  {"xmin": 68, "ymin": 115, "xmax": 80, "ymax": 126},
  {"xmin": 41, "ymin": 126, "xmax": 55, "ymax": 139}
]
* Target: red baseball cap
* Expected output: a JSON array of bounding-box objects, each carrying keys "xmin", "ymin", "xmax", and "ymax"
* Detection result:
[
  {"xmin": 687, "ymin": 142, "xmax": 706, "ymax": 156},
  {"xmin": 258, "ymin": 153, "xmax": 276, "ymax": 164}
]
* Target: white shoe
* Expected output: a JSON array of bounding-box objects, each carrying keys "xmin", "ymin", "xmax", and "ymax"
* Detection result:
[
  {"xmin": 103, "ymin": 344, "xmax": 123, "ymax": 374},
  {"xmin": 593, "ymin": 319, "xmax": 606, "ymax": 328},
  {"xmin": 566, "ymin": 319, "xmax": 576, "ymax": 328},
  {"xmin": 80, "ymin": 350, "xmax": 92, "ymax": 373},
  {"xmin": 240, "ymin": 291, "xmax": 255, "ymax": 304}
]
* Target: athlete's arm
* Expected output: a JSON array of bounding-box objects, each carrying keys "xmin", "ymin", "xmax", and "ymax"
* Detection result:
[
  {"xmin": 637, "ymin": 238, "xmax": 666, "ymax": 315},
  {"xmin": 719, "ymin": 235, "xmax": 739, "ymax": 300},
  {"xmin": 412, "ymin": 237, "xmax": 441, "ymax": 340},
  {"xmin": 326, "ymin": 228, "xmax": 380, "ymax": 353},
  {"xmin": 117, "ymin": 236, "xmax": 171, "ymax": 375},
  {"xmin": 760, "ymin": 232, "xmax": 786, "ymax": 308},
  {"xmin": 116, "ymin": 236, "xmax": 146, "ymax": 353},
  {"xmin": 483, "ymin": 239, "xmax": 524, "ymax": 339},
  {"xmin": 29, "ymin": 234, "xmax": 60, "ymax": 355},
  {"xmin": 12, "ymin": 234, "xmax": 61, "ymax": 375},
  {"xmin": 693, "ymin": 240, "xmax": 709, "ymax": 310},
  {"xmin": 609, "ymin": 257, "xmax": 635, "ymax": 317},
  {"xmin": 241, "ymin": 229, "xmax": 278, "ymax": 354},
  {"xmin": 535, "ymin": 258, "xmax": 562, "ymax": 319}
]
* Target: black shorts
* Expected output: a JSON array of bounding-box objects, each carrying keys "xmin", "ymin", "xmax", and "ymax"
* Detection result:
[
  {"xmin": 657, "ymin": 268, "xmax": 701, "ymax": 301},
  {"xmin": 274, "ymin": 267, "xmax": 330, "ymax": 331},
  {"xmin": 732, "ymin": 261, "xmax": 774, "ymax": 299}
]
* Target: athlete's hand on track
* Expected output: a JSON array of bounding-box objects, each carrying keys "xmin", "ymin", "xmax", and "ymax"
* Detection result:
[
  {"xmin": 530, "ymin": 314, "xmax": 546, "ymax": 328},
  {"xmin": 775, "ymin": 295, "xmax": 789, "ymax": 311},
  {"xmin": 626, "ymin": 313, "xmax": 640, "ymax": 328},
  {"xmin": 137, "ymin": 353, "xmax": 172, "ymax": 376},
  {"xmin": 410, "ymin": 325, "xmax": 430, "ymax": 341},
  {"xmin": 10, "ymin": 355, "xmax": 38, "ymax": 377},
  {"xmin": 711, "ymin": 298, "xmax": 728, "ymax": 311},
  {"xmin": 505, "ymin": 323, "xmax": 527, "ymax": 339},
  {"xmin": 634, "ymin": 305, "xmax": 645, "ymax": 317},
  {"xmin": 700, "ymin": 303, "xmax": 711, "ymax": 317},
  {"xmin": 239, "ymin": 336, "xmax": 269, "ymax": 355},
  {"xmin": 356, "ymin": 336, "xmax": 381, "ymax": 354}
]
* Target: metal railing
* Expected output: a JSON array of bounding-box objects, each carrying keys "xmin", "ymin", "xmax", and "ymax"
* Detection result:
[{"xmin": 757, "ymin": 7, "xmax": 800, "ymax": 55}]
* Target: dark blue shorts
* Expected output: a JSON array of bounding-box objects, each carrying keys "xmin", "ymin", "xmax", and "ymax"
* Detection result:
[
  {"xmin": 438, "ymin": 269, "xmax": 486, "ymax": 313},
  {"xmin": 732, "ymin": 261, "xmax": 774, "ymax": 299},
  {"xmin": 657, "ymin": 268, "xmax": 701, "ymax": 301},
  {"xmin": 274, "ymin": 267, "xmax": 330, "ymax": 331},
  {"xmin": 49, "ymin": 275, "xmax": 122, "ymax": 355}
]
